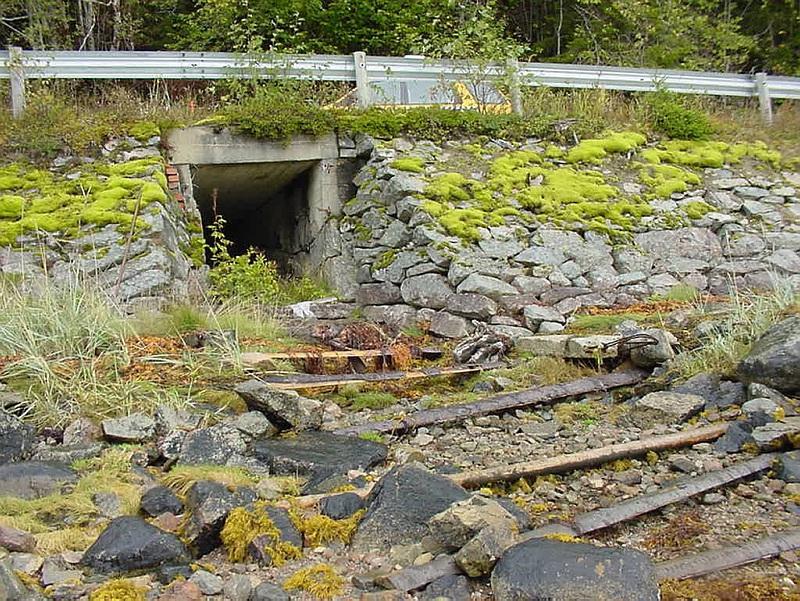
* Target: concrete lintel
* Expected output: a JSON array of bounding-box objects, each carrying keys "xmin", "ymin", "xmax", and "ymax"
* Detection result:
[{"xmin": 167, "ymin": 126, "xmax": 340, "ymax": 165}]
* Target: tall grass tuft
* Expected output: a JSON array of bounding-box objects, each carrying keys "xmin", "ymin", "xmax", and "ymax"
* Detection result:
[
  {"xmin": 0, "ymin": 276, "xmax": 189, "ymax": 427},
  {"xmin": 675, "ymin": 277, "xmax": 799, "ymax": 378}
]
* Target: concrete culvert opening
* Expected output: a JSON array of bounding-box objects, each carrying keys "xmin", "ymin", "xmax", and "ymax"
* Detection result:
[{"xmin": 193, "ymin": 161, "xmax": 317, "ymax": 275}]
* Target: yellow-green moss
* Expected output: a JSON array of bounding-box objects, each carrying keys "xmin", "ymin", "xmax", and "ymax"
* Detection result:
[
  {"xmin": 0, "ymin": 158, "xmax": 172, "ymax": 246},
  {"xmin": 683, "ymin": 200, "xmax": 714, "ymax": 219},
  {"xmin": 488, "ymin": 150, "xmax": 543, "ymax": 192},
  {"xmin": 565, "ymin": 131, "xmax": 646, "ymax": 164},
  {"xmin": 283, "ymin": 564, "xmax": 344, "ymax": 600},
  {"xmin": 89, "ymin": 579, "xmax": 146, "ymax": 601},
  {"xmin": 220, "ymin": 503, "xmax": 302, "ymax": 565},
  {"xmin": 391, "ymin": 157, "xmax": 426, "ymax": 173},
  {"xmin": 425, "ymin": 172, "xmax": 472, "ymax": 203},
  {"xmin": 638, "ymin": 163, "xmax": 701, "ymax": 198},
  {"xmin": 127, "ymin": 121, "xmax": 160, "ymax": 142},
  {"xmin": 161, "ymin": 465, "xmax": 259, "ymax": 497},
  {"xmin": 373, "ymin": 249, "xmax": 397, "ymax": 271},
  {"xmin": 291, "ymin": 510, "xmax": 365, "ymax": 547},
  {"xmin": 642, "ymin": 140, "xmax": 781, "ymax": 169}
]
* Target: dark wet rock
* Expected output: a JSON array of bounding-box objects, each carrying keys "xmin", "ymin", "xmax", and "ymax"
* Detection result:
[
  {"xmin": 0, "ymin": 461, "xmax": 77, "ymax": 500},
  {"xmin": 351, "ymin": 463, "xmax": 468, "ymax": 550},
  {"xmin": 751, "ymin": 418, "xmax": 800, "ymax": 450},
  {"xmin": 156, "ymin": 564, "xmax": 193, "ymax": 584},
  {"xmin": 234, "ymin": 381, "xmax": 323, "ymax": 431},
  {"xmin": 32, "ymin": 442, "xmax": 104, "ymax": 465},
  {"xmin": 738, "ymin": 316, "xmax": 800, "ymax": 394},
  {"xmin": 178, "ymin": 424, "xmax": 247, "ymax": 466},
  {"xmin": 81, "ymin": 516, "xmax": 190, "ymax": 574},
  {"xmin": 672, "ymin": 373, "xmax": 746, "ymax": 409},
  {"xmin": 251, "ymin": 431, "xmax": 387, "ymax": 491},
  {"xmin": 778, "ymin": 450, "xmax": 800, "ymax": 483},
  {"xmin": 356, "ymin": 283, "xmax": 403, "ymax": 306},
  {"xmin": 319, "ymin": 492, "xmax": 365, "ymax": 520},
  {"xmin": 0, "ymin": 412, "xmax": 35, "ymax": 465},
  {"xmin": 141, "ymin": 486, "xmax": 183, "ymax": 517},
  {"xmin": 182, "ymin": 481, "xmax": 257, "ymax": 556},
  {"xmin": 714, "ymin": 420, "xmax": 755, "ymax": 453},
  {"xmin": 0, "ymin": 523, "xmax": 35, "ymax": 552},
  {"xmin": 265, "ymin": 506, "xmax": 302, "ymax": 549},
  {"xmin": 495, "ymin": 498, "xmax": 532, "ymax": 531},
  {"xmin": 419, "ymin": 574, "xmax": 472, "ymax": 601},
  {"xmin": 491, "ymin": 538, "xmax": 659, "ymax": 601}
]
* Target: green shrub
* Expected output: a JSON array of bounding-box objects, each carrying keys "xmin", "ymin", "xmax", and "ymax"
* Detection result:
[{"xmin": 646, "ymin": 91, "xmax": 714, "ymax": 140}]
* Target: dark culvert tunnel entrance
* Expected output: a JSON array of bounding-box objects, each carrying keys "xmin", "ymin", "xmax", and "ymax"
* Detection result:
[{"xmin": 193, "ymin": 161, "xmax": 317, "ymax": 275}]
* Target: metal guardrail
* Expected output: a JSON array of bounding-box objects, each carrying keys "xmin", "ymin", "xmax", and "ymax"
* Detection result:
[{"xmin": 2, "ymin": 48, "xmax": 798, "ymax": 122}]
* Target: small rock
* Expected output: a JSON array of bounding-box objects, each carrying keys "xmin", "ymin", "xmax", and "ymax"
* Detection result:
[
  {"xmin": 41, "ymin": 557, "xmax": 82, "ymax": 587},
  {"xmin": 455, "ymin": 522, "xmax": 516, "ymax": 577},
  {"xmin": 223, "ymin": 574, "xmax": 252, "ymax": 601},
  {"xmin": 251, "ymin": 581, "xmax": 290, "ymax": 601},
  {"xmin": 234, "ymin": 381, "xmax": 323, "ymax": 431},
  {"xmin": 102, "ymin": 413, "xmax": 156, "ymax": 442},
  {"xmin": 629, "ymin": 329, "xmax": 675, "ymax": 368},
  {"xmin": 0, "ymin": 524, "xmax": 35, "ymax": 552},
  {"xmin": 428, "ymin": 495, "xmax": 519, "ymax": 550},
  {"xmin": 320, "ymin": 492, "xmax": 365, "ymax": 520},
  {"xmin": 0, "ymin": 461, "xmax": 78, "ymax": 500},
  {"xmin": 231, "ymin": 411, "xmax": 275, "ymax": 438},
  {"xmin": 419, "ymin": 574, "xmax": 472, "ymax": 601},
  {"xmin": 751, "ymin": 418, "xmax": 800, "ymax": 450},
  {"xmin": 141, "ymin": 486, "xmax": 183, "ymax": 517},
  {"xmin": 189, "ymin": 570, "xmax": 223, "ymax": 595},
  {"xmin": 9, "ymin": 552, "xmax": 43, "ymax": 575},
  {"xmin": 182, "ymin": 481, "xmax": 257, "ymax": 556},
  {"xmin": 778, "ymin": 450, "xmax": 800, "ymax": 483},
  {"xmin": 738, "ymin": 316, "xmax": 800, "ymax": 394},
  {"xmin": 158, "ymin": 580, "xmax": 203, "ymax": 601},
  {"xmin": 0, "ymin": 412, "xmax": 35, "ymax": 464},
  {"xmin": 93, "ymin": 491, "xmax": 124, "ymax": 519},
  {"xmin": 714, "ymin": 421, "xmax": 754, "ymax": 454},
  {"xmin": 629, "ymin": 392, "xmax": 705, "ymax": 427},
  {"xmin": 178, "ymin": 424, "xmax": 247, "ymax": 466},
  {"xmin": 62, "ymin": 417, "xmax": 102, "ymax": 446},
  {"xmin": 702, "ymin": 492, "xmax": 725, "ymax": 504},
  {"xmin": 669, "ymin": 456, "xmax": 697, "ymax": 474}
]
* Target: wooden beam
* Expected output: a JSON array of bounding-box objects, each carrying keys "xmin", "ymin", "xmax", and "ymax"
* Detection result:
[
  {"xmin": 263, "ymin": 362, "xmax": 503, "ymax": 391},
  {"xmin": 655, "ymin": 528, "xmax": 800, "ymax": 581},
  {"xmin": 335, "ymin": 368, "xmax": 649, "ymax": 437},
  {"xmin": 451, "ymin": 422, "xmax": 728, "ymax": 488},
  {"xmin": 241, "ymin": 349, "xmax": 393, "ymax": 364}
]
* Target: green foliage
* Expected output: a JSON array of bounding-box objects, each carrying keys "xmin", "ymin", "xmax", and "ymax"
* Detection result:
[
  {"xmin": 642, "ymin": 139, "xmax": 781, "ymax": 168},
  {"xmin": 206, "ymin": 215, "xmax": 282, "ymax": 304},
  {"xmin": 206, "ymin": 215, "xmax": 332, "ymax": 305},
  {"xmin": 651, "ymin": 283, "xmax": 700, "ymax": 302},
  {"xmin": 358, "ymin": 432, "xmax": 385, "ymax": 443},
  {"xmin": 220, "ymin": 83, "xmax": 336, "ymax": 141},
  {"xmin": 646, "ymin": 91, "xmax": 714, "ymax": 140},
  {"xmin": 638, "ymin": 163, "xmax": 702, "ymax": 198},
  {"xmin": 565, "ymin": 131, "xmax": 646, "ymax": 163}
]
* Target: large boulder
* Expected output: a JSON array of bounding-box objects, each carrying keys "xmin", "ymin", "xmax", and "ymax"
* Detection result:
[
  {"xmin": 351, "ymin": 463, "xmax": 468, "ymax": 551},
  {"xmin": 178, "ymin": 424, "xmax": 247, "ymax": 466},
  {"xmin": 0, "ymin": 461, "xmax": 77, "ymax": 500},
  {"xmin": 0, "ymin": 412, "xmax": 35, "ymax": 464},
  {"xmin": 81, "ymin": 516, "xmax": 191, "ymax": 574},
  {"xmin": 251, "ymin": 431, "xmax": 387, "ymax": 491},
  {"xmin": 738, "ymin": 317, "xmax": 800, "ymax": 394},
  {"xmin": 101, "ymin": 413, "xmax": 156, "ymax": 442},
  {"xmin": 491, "ymin": 538, "xmax": 659, "ymax": 601},
  {"xmin": 234, "ymin": 381, "xmax": 322, "ymax": 431}
]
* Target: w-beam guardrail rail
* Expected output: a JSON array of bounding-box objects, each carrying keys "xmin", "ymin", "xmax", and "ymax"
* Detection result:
[{"xmin": 3, "ymin": 48, "xmax": 800, "ymax": 123}]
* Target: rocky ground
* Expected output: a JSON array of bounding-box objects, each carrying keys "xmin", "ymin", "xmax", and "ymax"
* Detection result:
[{"xmin": 0, "ymin": 298, "xmax": 798, "ymax": 600}]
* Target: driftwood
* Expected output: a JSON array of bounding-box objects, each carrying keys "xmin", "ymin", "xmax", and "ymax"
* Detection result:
[
  {"xmin": 242, "ymin": 349, "xmax": 393, "ymax": 364},
  {"xmin": 521, "ymin": 451, "xmax": 776, "ymax": 539},
  {"xmin": 262, "ymin": 362, "xmax": 503, "ymax": 391},
  {"xmin": 335, "ymin": 368, "xmax": 649, "ymax": 437},
  {"xmin": 655, "ymin": 528, "xmax": 800, "ymax": 581},
  {"xmin": 290, "ymin": 484, "xmax": 375, "ymax": 509},
  {"xmin": 572, "ymin": 452, "xmax": 776, "ymax": 534},
  {"xmin": 451, "ymin": 422, "xmax": 728, "ymax": 488}
]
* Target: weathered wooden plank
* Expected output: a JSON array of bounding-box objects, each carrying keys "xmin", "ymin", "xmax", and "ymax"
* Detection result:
[
  {"xmin": 241, "ymin": 349, "xmax": 393, "ymax": 364},
  {"xmin": 655, "ymin": 528, "xmax": 800, "ymax": 581},
  {"xmin": 571, "ymin": 452, "xmax": 776, "ymax": 535},
  {"xmin": 335, "ymin": 368, "xmax": 649, "ymax": 437},
  {"xmin": 451, "ymin": 422, "xmax": 727, "ymax": 488},
  {"xmin": 264, "ymin": 362, "xmax": 503, "ymax": 391}
]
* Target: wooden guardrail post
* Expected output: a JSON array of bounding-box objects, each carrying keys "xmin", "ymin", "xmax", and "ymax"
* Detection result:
[
  {"xmin": 507, "ymin": 57, "xmax": 523, "ymax": 116},
  {"xmin": 8, "ymin": 46, "xmax": 26, "ymax": 119},
  {"xmin": 755, "ymin": 72, "xmax": 773, "ymax": 125},
  {"xmin": 353, "ymin": 51, "xmax": 371, "ymax": 108}
]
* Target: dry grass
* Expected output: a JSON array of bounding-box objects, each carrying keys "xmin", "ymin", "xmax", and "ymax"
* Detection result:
[
  {"xmin": 642, "ymin": 509, "xmax": 710, "ymax": 554},
  {"xmin": 661, "ymin": 576, "xmax": 800, "ymax": 601}
]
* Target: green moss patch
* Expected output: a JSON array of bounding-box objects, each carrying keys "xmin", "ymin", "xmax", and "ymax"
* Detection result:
[
  {"xmin": 638, "ymin": 163, "xmax": 702, "ymax": 198},
  {"xmin": 0, "ymin": 158, "xmax": 170, "ymax": 246},
  {"xmin": 641, "ymin": 140, "xmax": 781, "ymax": 168},
  {"xmin": 565, "ymin": 131, "xmax": 646, "ymax": 164},
  {"xmin": 391, "ymin": 157, "xmax": 426, "ymax": 173},
  {"xmin": 126, "ymin": 121, "xmax": 160, "ymax": 142}
]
